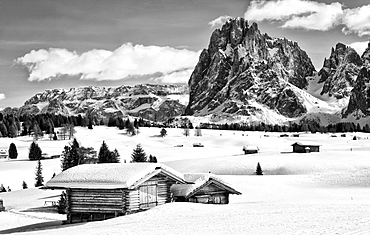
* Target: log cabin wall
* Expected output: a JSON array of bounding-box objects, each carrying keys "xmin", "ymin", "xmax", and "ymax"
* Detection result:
[
  {"xmin": 124, "ymin": 189, "xmax": 140, "ymax": 214},
  {"xmin": 135, "ymin": 174, "xmax": 176, "ymax": 210},
  {"xmin": 150, "ymin": 174, "xmax": 175, "ymax": 205},
  {"xmin": 65, "ymin": 173, "xmax": 179, "ymax": 223},
  {"xmin": 67, "ymin": 188, "xmax": 125, "ymax": 223},
  {"xmin": 188, "ymin": 184, "xmax": 230, "ymax": 204}
]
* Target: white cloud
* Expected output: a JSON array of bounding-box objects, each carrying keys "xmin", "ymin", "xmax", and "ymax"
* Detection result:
[
  {"xmin": 209, "ymin": 15, "xmax": 233, "ymax": 28},
  {"xmin": 282, "ymin": 2, "xmax": 342, "ymax": 31},
  {"xmin": 245, "ymin": 0, "xmax": 323, "ymax": 22},
  {"xmin": 342, "ymin": 5, "xmax": 370, "ymax": 36},
  {"xmin": 0, "ymin": 94, "xmax": 5, "ymax": 100},
  {"xmin": 151, "ymin": 69, "xmax": 193, "ymax": 84},
  {"xmin": 16, "ymin": 43, "xmax": 200, "ymax": 82},
  {"xmin": 349, "ymin": 41, "xmax": 369, "ymax": 56},
  {"xmin": 245, "ymin": 0, "xmax": 370, "ymax": 36}
]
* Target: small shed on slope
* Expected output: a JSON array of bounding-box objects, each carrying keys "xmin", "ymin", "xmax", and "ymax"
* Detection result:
[
  {"xmin": 291, "ymin": 142, "xmax": 320, "ymax": 153},
  {"xmin": 0, "ymin": 149, "xmax": 8, "ymax": 159},
  {"xmin": 243, "ymin": 146, "xmax": 259, "ymax": 154},
  {"xmin": 44, "ymin": 163, "xmax": 186, "ymax": 223},
  {"xmin": 171, "ymin": 173, "xmax": 241, "ymax": 204}
]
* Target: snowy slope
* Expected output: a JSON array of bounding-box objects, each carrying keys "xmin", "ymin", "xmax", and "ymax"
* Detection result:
[{"xmin": 1, "ymin": 127, "xmax": 370, "ymax": 234}]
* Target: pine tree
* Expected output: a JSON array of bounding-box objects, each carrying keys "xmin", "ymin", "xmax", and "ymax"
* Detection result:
[
  {"xmin": 148, "ymin": 154, "xmax": 158, "ymax": 163},
  {"xmin": 61, "ymin": 145, "xmax": 72, "ymax": 171},
  {"xmin": 88, "ymin": 119, "xmax": 93, "ymax": 129},
  {"xmin": 111, "ymin": 149, "xmax": 120, "ymax": 163},
  {"xmin": 61, "ymin": 138, "xmax": 82, "ymax": 171},
  {"xmin": 183, "ymin": 128, "xmax": 190, "ymax": 136},
  {"xmin": 57, "ymin": 191, "xmax": 67, "ymax": 214},
  {"xmin": 160, "ymin": 128, "xmax": 167, "ymax": 137},
  {"xmin": 70, "ymin": 138, "xmax": 81, "ymax": 166},
  {"xmin": 35, "ymin": 160, "xmax": 44, "ymax": 187},
  {"xmin": 131, "ymin": 144, "xmax": 147, "ymax": 162},
  {"xmin": 8, "ymin": 143, "xmax": 18, "ymax": 159},
  {"xmin": 256, "ymin": 162, "xmax": 263, "ymax": 175},
  {"xmin": 98, "ymin": 141, "xmax": 111, "ymax": 163},
  {"xmin": 126, "ymin": 121, "xmax": 136, "ymax": 136},
  {"xmin": 22, "ymin": 181, "xmax": 28, "ymax": 189},
  {"xmin": 0, "ymin": 121, "xmax": 8, "ymax": 137},
  {"xmin": 33, "ymin": 122, "xmax": 42, "ymax": 141},
  {"xmin": 194, "ymin": 127, "xmax": 202, "ymax": 136},
  {"xmin": 8, "ymin": 123, "xmax": 17, "ymax": 138},
  {"xmin": 29, "ymin": 142, "xmax": 42, "ymax": 160}
]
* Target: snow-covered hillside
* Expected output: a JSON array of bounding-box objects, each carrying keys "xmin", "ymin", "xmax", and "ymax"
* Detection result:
[
  {"xmin": 1, "ymin": 126, "xmax": 370, "ymax": 234},
  {"xmin": 7, "ymin": 84, "xmax": 189, "ymax": 122}
]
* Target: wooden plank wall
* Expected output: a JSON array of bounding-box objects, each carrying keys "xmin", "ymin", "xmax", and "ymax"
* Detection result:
[
  {"xmin": 65, "ymin": 173, "xmax": 179, "ymax": 222},
  {"xmin": 68, "ymin": 189, "xmax": 124, "ymax": 214},
  {"xmin": 148, "ymin": 174, "xmax": 175, "ymax": 205},
  {"xmin": 124, "ymin": 189, "xmax": 140, "ymax": 214}
]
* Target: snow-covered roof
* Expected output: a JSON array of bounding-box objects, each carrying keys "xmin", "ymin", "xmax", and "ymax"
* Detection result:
[
  {"xmin": 291, "ymin": 141, "xmax": 320, "ymax": 146},
  {"xmin": 171, "ymin": 173, "xmax": 241, "ymax": 198},
  {"xmin": 243, "ymin": 146, "xmax": 259, "ymax": 151},
  {"xmin": 45, "ymin": 163, "xmax": 185, "ymax": 189}
]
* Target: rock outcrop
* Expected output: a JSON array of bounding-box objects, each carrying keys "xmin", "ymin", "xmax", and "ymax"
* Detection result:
[
  {"xmin": 343, "ymin": 68, "xmax": 370, "ymax": 117},
  {"xmin": 343, "ymin": 41, "xmax": 370, "ymax": 118},
  {"xmin": 185, "ymin": 18, "xmax": 315, "ymax": 119},
  {"xmin": 318, "ymin": 43, "xmax": 362, "ymax": 99},
  {"xmin": 15, "ymin": 84, "xmax": 188, "ymax": 122}
]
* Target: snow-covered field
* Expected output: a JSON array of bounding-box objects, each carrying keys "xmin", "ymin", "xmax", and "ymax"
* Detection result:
[{"xmin": 0, "ymin": 126, "xmax": 370, "ymax": 234}]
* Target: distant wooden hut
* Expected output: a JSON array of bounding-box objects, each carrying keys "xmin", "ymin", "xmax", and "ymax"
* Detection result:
[
  {"xmin": 291, "ymin": 142, "xmax": 320, "ymax": 153},
  {"xmin": 0, "ymin": 149, "xmax": 8, "ymax": 159},
  {"xmin": 243, "ymin": 146, "xmax": 259, "ymax": 154},
  {"xmin": 0, "ymin": 198, "xmax": 4, "ymax": 212},
  {"xmin": 44, "ymin": 163, "xmax": 186, "ymax": 224},
  {"xmin": 171, "ymin": 173, "xmax": 241, "ymax": 204}
]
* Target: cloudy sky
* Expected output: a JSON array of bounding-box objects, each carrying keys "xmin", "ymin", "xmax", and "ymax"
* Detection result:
[{"xmin": 0, "ymin": 0, "xmax": 369, "ymax": 108}]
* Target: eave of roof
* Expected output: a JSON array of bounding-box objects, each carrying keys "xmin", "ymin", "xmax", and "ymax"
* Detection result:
[{"xmin": 44, "ymin": 163, "xmax": 186, "ymax": 190}]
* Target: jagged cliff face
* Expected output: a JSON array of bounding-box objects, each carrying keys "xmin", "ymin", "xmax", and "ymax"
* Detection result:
[
  {"xmin": 318, "ymin": 43, "xmax": 362, "ymax": 99},
  {"xmin": 343, "ymin": 41, "xmax": 370, "ymax": 118},
  {"xmin": 185, "ymin": 18, "xmax": 315, "ymax": 119},
  {"xmin": 362, "ymin": 41, "xmax": 370, "ymax": 67},
  {"xmin": 343, "ymin": 68, "xmax": 370, "ymax": 117},
  {"xmin": 17, "ymin": 84, "xmax": 188, "ymax": 122}
]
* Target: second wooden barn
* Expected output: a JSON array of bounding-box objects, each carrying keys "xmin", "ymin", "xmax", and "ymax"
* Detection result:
[
  {"xmin": 291, "ymin": 142, "xmax": 320, "ymax": 153},
  {"xmin": 44, "ymin": 163, "xmax": 186, "ymax": 223},
  {"xmin": 171, "ymin": 173, "xmax": 241, "ymax": 204}
]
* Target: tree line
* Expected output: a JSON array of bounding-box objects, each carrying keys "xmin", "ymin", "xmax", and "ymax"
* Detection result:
[{"xmin": 198, "ymin": 121, "xmax": 370, "ymax": 133}]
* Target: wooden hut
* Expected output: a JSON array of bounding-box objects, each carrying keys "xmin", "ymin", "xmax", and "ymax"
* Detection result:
[
  {"xmin": 171, "ymin": 173, "xmax": 241, "ymax": 204},
  {"xmin": 0, "ymin": 149, "xmax": 8, "ymax": 159},
  {"xmin": 44, "ymin": 163, "xmax": 186, "ymax": 223},
  {"xmin": 0, "ymin": 198, "xmax": 5, "ymax": 212},
  {"xmin": 243, "ymin": 146, "xmax": 259, "ymax": 154},
  {"xmin": 291, "ymin": 142, "xmax": 320, "ymax": 153}
]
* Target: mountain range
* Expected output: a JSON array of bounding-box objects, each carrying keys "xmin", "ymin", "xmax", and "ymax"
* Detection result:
[
  {"xmin": 185, "ymin": 17, "xmax": 370, "ymax": 126},
  {"xmin": 2, "ymin": 17, "xmax": 370, "ymax": 126},
  {"xmin": 2, "ymin": 84, "xmax": 188, "ymax": 122}
]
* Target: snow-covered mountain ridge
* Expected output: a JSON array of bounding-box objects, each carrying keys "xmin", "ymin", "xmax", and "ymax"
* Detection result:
[
  {"xmin": 184, "ymin": 17, "xmax": 370, "ymax": 126},
  {"xmin": 12, "ymin": 84, "xmax": 189, "ymax": 122},
  {"xmin": 2, "ymin": 18, "xmax": 370, "ymax": 126}
]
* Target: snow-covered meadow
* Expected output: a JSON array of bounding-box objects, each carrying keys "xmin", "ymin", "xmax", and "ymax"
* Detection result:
[{"xmin": 0, "ymin": 126, "xmax": 370, "ymax": 234}]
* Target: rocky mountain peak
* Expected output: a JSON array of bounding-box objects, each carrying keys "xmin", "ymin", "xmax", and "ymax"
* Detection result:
[
  {"xmin": 185, "ymin": 18, "xmax": 316, "ymax": 120},
  {"xmin": 318, "ymin": 42, "xmax": 362, "ymax": 99},
  {"xmin": 343, "ymin": 67, "xmax": 370, "ymax": 118},
  {"xmin": 362, "ymin": 40, "xmax": 370, "ymax": 67}
]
